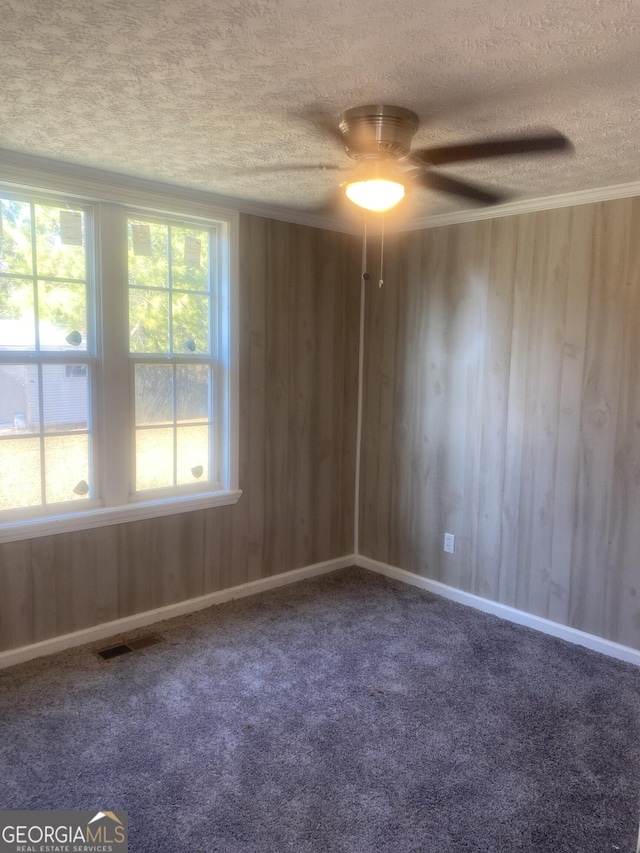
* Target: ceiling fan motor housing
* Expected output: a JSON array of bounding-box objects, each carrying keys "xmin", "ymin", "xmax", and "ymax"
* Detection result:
[{"xmin": 338, "ymin": 105, "xmax": 420, "ymax": 160}]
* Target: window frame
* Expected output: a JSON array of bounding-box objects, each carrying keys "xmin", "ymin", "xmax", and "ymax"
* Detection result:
[{"xmin": 0, "ymin": 178, "xmax": 241, "ymax": 544}]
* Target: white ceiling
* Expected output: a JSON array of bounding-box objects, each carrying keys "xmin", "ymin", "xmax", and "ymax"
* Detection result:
[{"xmin": 0, "ymin": 0, "xmax": 638, "ymax": 228}]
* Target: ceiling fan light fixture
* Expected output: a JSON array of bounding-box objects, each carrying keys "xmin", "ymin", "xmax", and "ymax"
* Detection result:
[{"xmin": 345, "ymin": 177, "xmax": 406, "ymax": 212}]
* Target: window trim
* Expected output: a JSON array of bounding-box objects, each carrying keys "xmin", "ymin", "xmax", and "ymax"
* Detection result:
[
  {"xmin": 0, "ymin": 178, "xmax": 241, "ymax": 544},
  {"xmin": 0, "ymin": 489, "xmax": 243, "ymax": 543}
]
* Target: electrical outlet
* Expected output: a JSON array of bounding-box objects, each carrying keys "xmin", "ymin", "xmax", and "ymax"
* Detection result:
[{"xmin": 444, "ymin": 532, "xmax": 455, "ymax": 554}]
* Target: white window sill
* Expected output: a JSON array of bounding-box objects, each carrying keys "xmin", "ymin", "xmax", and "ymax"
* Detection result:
[{"xmin": 0, "ymin": 489, "xmax": 243, "ymax": 544}]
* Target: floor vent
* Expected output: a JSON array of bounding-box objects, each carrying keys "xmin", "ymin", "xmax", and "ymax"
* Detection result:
[
  {"xmin": 97, "ymin": 643, "xmax": 132, "ymax": 660},
  {"xmin": 96, "ymin": 635, "xmax": 164, "ymax": 660}
]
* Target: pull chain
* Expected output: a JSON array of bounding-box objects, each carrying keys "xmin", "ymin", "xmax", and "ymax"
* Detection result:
[
  {"xmin": 364, "ymin": 211, "xmax": 368, "ymax": 275},
  {"xmin": 379, "ymin": 212, "xmax": 385, "ymax": 288},
  {"xmin": 361, "ymin": 211, "xmax": 371, "ymax": 285}
]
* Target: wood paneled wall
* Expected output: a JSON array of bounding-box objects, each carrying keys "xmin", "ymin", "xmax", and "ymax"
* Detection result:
[
  {"xmin": 5, "ymin": 196, "xmax": 640, "ymax": 656},
  {"xmin": 360, "ymin": 196, "xmax": 640, "ymax": 649},
  {"xmin": 0, "ymin": 215, "xmax": 361, "ymax": 652}
]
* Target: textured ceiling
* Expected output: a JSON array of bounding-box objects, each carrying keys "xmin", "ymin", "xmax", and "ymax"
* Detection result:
[{"xmin": 0, "ymin": 0, "xmax": 638, "ymax": 226}]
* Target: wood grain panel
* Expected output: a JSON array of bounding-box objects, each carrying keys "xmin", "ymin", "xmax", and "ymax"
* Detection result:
[
  {"xmin": 219, "ymin": 216, "xmax": 360, "ymax": 586},
  {"xmin": 374, "ymin": 232, "xmax": 402, "ymax": 561},
  {"xmin": 569, "ymin": 199, "xmax": 631, "ymax": 639},
  {"xmin": 116, "ymin": 511, "xmax": 204, "ymax": 617},
  {"xmin": 513, "ymin": 208, "xmax": 573, "ymax": 619},
  {"xmin": 31, "ymin": 528, "xmax": 119, "ymax": 641},
  {"xmin": 387, "ymin": 230, "xmax": 424, "ymax": 574},
  {"xmin": 611, "ymin": 196, "xmax": 640, "ymax": 646},
  {"xmin": 263, "ymin": 218, "xmax": 293, "ymax": 576},
  {"xmin": 202, "ymin": 503, "xmax": 228, "ymax": 593},
  {"xmin": 290, "ymin": 224, "xmax": 314, "ymax": 570},
  {"xmin": 550, "ymin": 204, "xmax": 593, "ymax": 626},
  {"xmin": 360, "ymin": 194, "xmax": 640, "ymax": 650},
  {"xmin": 312, "ymin": 231, "xmax": 339, "ymax": 562},
  {"xmin": 475, "ymin": 215, "xmax": 517, "ymax": 601},
  {"xmin": 360, "ymin": 238, "xmax": 384, "ymax": 559},
  {"xmin": 335, "ymin": 230, "xmax": 361, "ymax": 557},
  {"xmin": 242, "ymin": 214, "xmax": 266, "ymax": 584},
  {"xmin": 498, "ymin": 212, "xmax": 538, "ymax": 608},
  {"xmin": 0, "ymin": 540, "xmax": 33, "ymax": 649},
  {"xmin": 411, "ymin": 224, "xmax": 454, "ymax": 581},
  {"xmin": 450, "ymin": 219, "xmax": 493, "ymax": 596}
]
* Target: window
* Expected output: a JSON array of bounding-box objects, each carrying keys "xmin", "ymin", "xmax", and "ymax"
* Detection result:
[
  {"xmin": 127, "ymin": 215, "xmax": 222, "ymax": 495},
  {"xmin": 0, "ymin": 186, "xmax": 239, "ymax": 541},
  {"xmin": 0, "ymin": 198, "xmax": 93, "ymax": 516}
]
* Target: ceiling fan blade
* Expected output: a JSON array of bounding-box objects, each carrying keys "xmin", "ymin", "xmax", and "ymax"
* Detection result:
[
  {"xmin": 412, "ymin": 171, "xmax": 507, "ymax": 205},
  {"xmin": 411, "ymin": 132, "xmax": 572, "ymax": 167}
]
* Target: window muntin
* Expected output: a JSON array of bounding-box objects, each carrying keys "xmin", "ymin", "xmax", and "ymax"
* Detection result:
[{"xmin": 0, "ymin": 196, "xmax": 93, "ymax": 514}]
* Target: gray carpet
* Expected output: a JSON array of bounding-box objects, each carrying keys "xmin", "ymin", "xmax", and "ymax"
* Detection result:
[{"xmin": 2, "ymin": 567, "xmax": 640, "ymax": 852}]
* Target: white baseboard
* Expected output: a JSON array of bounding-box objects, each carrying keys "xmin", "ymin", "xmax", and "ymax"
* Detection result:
[
  {"xmin": 0, "ymin": 554, "xmax": 356, "ymax": 670},
  {"xmin": 5, "ymin": 552, "xmax": 638, "ymax": 671},
  {"xmin": 357, "ymin": 555, "xmax": 640, "ymax": 668}
]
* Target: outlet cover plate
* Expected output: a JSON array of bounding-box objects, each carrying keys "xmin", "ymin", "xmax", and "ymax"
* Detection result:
[{"xmin": 444, "ymin": 533, "xmax": 455, "ymax": 554}]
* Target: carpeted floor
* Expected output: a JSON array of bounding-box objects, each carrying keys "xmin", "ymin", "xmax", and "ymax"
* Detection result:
[{"xmin": 2, "ymin": 566, "xmax": 640, "ymax": 852}]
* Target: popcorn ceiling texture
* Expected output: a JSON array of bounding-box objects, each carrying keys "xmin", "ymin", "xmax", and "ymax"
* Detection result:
[{"xmin": 0, "ymin": 0, "xmax": 638, "ymax": 222}]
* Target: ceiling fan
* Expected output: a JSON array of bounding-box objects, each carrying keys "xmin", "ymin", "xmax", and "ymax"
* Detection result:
[{"xmin": 287, "ymin": 104, "xmax": 573, "ymax": 213}]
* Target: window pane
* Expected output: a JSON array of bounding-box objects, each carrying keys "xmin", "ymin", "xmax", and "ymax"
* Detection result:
[
  {"xmin": 0, "ymin": 198, "xmax": 33, "ymax": 275},
  {"xmin": 0, "ymin": 437, "xmax": 42, "ymax": 510},
  {"xmin": 34, "ymin": 205, "xmax": 87, "ymax": 279},
  {"xmin": 176, "ymin": 364, "xmax": 210, "ymax": 423},
  {"xmin": 135, "ymin": 364, "xmax": 173, "ymax": 425},
  {"xmin": 177, "ymin": 425, "xmax": 209, "ymax": 485},
  {"xmin": 38, "ymin": 280, "xmax": 87, "ymax": 351},
  {"xmin": 128, "ymin": 220, "xmax": 168, "ymax": 288},
  {"xmin": 44, "ymin": 434, "xmax": 90, "ymax": 504},
  {"xmin": 136, "ymin": 427, "xmax": 173, "ymax": 491},
  {"xmin": 125, "ymin": 213, "xmax": 226, "ymax": 501},
  {"xmin": 0, "ymin": 280, "xmax": 35, "ymax": 350},
  {"xmin": 0, "ymin": 364, "xmax": 39, "ymax": 433},
  {"xmin": 129, "ymin": 288, "xmax": 169, "ymax": 353},
  {"xmin": 171, "ymin": 226, "xmax": 209, "ymax": 292},
  {"xmin": 1, "ymin": 194, "xmax": 94, "ymax": 519},
  {"xmin": 42, "ymin": 363, "xmax": 89, "ymax": 432},
  {"xmin": 172, "ymin": 292, "xmax": 210, "ymax": 354}
]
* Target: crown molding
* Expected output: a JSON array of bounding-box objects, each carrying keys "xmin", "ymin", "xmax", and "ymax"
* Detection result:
[
  {"xmin": 0, "ymin": 148, "xmax": 360, "ymax": 234},
  {"xmin": 1, "ymin": 147, "xmax": 638, "ymax": 235},
  {"xmin": 395, "ymin": 179, "xmax": 640, "ymax": 232}
]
